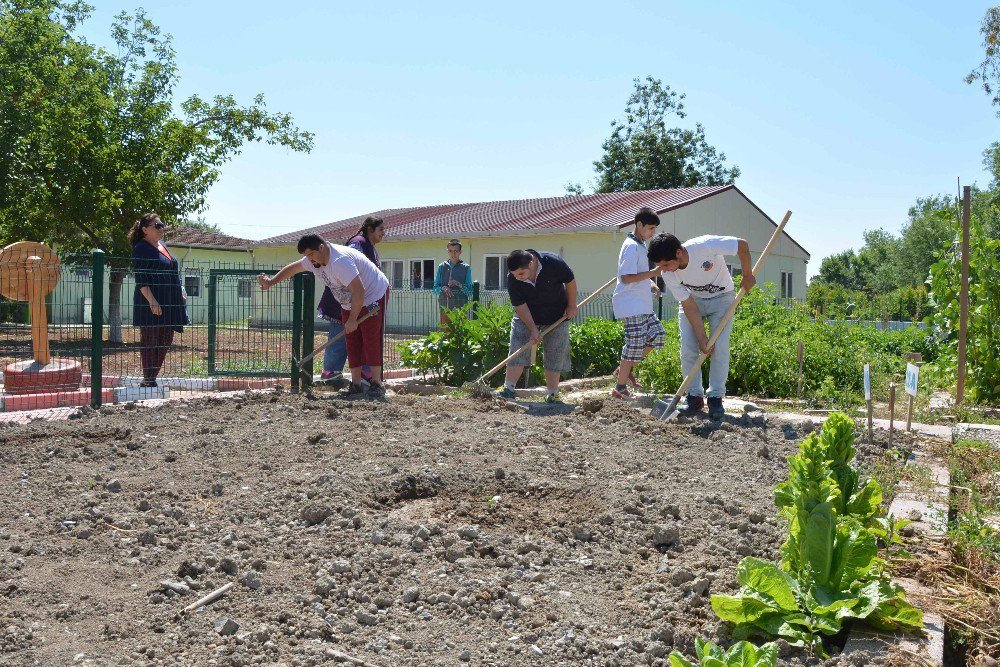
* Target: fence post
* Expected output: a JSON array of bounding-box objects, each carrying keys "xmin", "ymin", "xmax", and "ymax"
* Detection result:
[
  {"xmin": 291, "ymin": 273, "xmax": 303, "ymax": 394},
  {"xmin": 207, "ymin": 270, "xmax": 217, "ymax": 374},
  {"xmin": 471, "ymin": 281, "xmax": 480, "ymax": 320},
  {"xmin": 90, "ymin": 250, "xmax": 105, "ymax": 408},
  {"xmin": 300, "ymin": 273, "xmax": 315, "ymax": 389}
]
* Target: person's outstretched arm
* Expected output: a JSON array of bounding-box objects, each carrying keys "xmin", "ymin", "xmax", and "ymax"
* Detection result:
[{"xmin": 258, "ymin": 261, "xmax": 307, "ymax": 290}]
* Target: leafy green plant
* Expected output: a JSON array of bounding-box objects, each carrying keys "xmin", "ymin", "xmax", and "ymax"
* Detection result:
[
  {"xmin": 927, "ymin": 211, "xmax": 1000, "ymax": 403},
  {"xmin": 712, "ymin": 414, "xmax": 923, "ymax": 655},
  {"xmin": 568, "ymin": 317, "xmax": 624, "ymax": 378},
  {"xmin": 668, "ymin": 637, "xmax": 777, "ymax": 667}
]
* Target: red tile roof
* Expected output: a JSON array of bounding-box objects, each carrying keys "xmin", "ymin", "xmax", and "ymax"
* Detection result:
[
  {"xmin": 165, "ymin": 227, "xmax": 253, "ymax": 250},
  {"xmin": 257, "ymin": 185, "xmax": 809, "ymax": 258}
]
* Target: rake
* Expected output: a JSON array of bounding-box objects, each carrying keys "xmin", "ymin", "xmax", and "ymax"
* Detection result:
[
  {"xmin": 464, "ymin": 276, "xmax": 617, "ymax": 397},
  {"xmin": 293, "ymin": 303, "xmax": 380, "ymax": 371},
  {"xmin": 651, "ymin": 210, "xmax": 793, "ymax": 421}
]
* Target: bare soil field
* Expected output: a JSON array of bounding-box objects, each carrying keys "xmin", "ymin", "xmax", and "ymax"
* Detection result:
[{"xmin": 0, "ymin": 390, "xmax": 896, "ymax": 666}]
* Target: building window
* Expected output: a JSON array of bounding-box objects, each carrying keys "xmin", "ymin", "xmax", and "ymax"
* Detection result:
[
  {"xmin": 184, "ymin": 269, "xmax": 201, "ymax": 298},
  {"xmin": 237, "ymin": 278, "xmax": 252, "ymax": 299},
  {"xmin": 780, "ymin": 271, "xmax": 793, "ymax": 299},
  {"xmin": 380, "ymin": 260, "xmax": 404, "ymax": 289},
  {"xmin": 409, "ymin": 259, "xmax": 434, "ymax": 290},
  {"xmin": 483, "ymin": 254, "xmax": 508, "ymax": 291}
]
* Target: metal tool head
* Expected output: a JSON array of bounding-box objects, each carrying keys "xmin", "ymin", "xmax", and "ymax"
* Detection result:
[{"xmin": 651, "ymin": 394, "xmax": 682, "ymax": 421}]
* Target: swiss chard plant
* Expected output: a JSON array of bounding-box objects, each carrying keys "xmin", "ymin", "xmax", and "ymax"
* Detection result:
[
  {"xmin": 711, "ymin": 413, "xmax": 924, "ymax": 655},
  {"xmin": 668, "ymin": 637, "xmax": 777, "ymax": 667}
]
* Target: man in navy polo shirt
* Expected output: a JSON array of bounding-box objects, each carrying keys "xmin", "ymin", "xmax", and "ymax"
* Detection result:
[{"xmin": 497, "ymin": 249, "xmax": 578, "ymax": 403}]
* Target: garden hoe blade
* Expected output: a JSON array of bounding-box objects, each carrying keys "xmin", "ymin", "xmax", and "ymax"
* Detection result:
[{"xmin": 651, "ymin": 394, "xmax": 682, "ymax": 421}]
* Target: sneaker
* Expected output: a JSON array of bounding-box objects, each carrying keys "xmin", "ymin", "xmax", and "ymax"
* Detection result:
[
  {"xmin": 544, "ymin": 392, "xmax": 562, "ymax": 404},
  {"xmin": 320, "ymin": 370, "xmax": 336, "ymax": 380},
  {"xmin": 342, "ymin": 382, "xmax": 366, "ymax": 397},
  {"xmin": 707, "ymin": 396, "xmax": 725, "ymax": 419},
  {"xmin": 611, "ymin": 386, "xmax": 635, "ymax": 400},
  {"xmin": 496, "ymin": 386, "xmax": 517, "ymax": 400},
  {"xmin": 366, "ymin": 382, "xmax": 386, "ymax": 399},
  {"xmin": 682, "ymin": 394, "xmax": 705, "ymax": 413},
  {"xmin": 317, "ymin": 371, "xmax": 342, "ymax": 385}
]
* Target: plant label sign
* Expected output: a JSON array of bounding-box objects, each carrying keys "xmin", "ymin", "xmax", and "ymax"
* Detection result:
[
  {"xmin": 864, "ymin": 364, "xmax": 871, "ymax": 401},
  {"xmin": 905, "ymin": 363, "xmax": 919, "ymax": 398}
]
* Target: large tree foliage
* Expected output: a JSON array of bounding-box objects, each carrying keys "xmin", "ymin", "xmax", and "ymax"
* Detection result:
[
  {"xmin": 590, "ymin": 76, "xmax": 739, "ymax": 193},
  {"xmin": 967, "ymin": 6, "xmax": 1000, "ymax": 115},
  {"xmin": 0, "ymin": 0, "xmax": 313, "ymax": 339}
]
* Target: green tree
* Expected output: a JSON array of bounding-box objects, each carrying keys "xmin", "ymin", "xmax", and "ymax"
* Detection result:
[
  {"xmin": 592, "ymin": 76, "xmax": 739, "ymax": 193},
  {"xmin": 815, "ymin": 249, "xmax": 863, "ymax": 291},
  {"xmin": 0, "ymin": 1, "xmax": 313, "ymax": 341},
  {"xmin": 966, "ymin": 7, "xmax": 1000, "ymax": 114},
  {"xmin": 896, "ymin": 196, "xmax": 959, "ymax": 287}
]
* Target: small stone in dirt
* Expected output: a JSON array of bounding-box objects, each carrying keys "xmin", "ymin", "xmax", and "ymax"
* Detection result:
[
  {"xmin": 214, "ymin": 616, "xmax": 239, "ymax": 636},
  {"xmin": 137, "ymin": 531, "xmax": 156, "ymax": 546},
  {"xmin": 164, "ymin": 451, "xmax": 178, "ymax": 462},
  {"xmin": 330, "ymin": 559, "xmax": 351, "ymax": 574},
  {"xmin": 907, "ymin": 509, "xmax": 923, "ymax": 521},
  {"xmin": 307, "ymin": 432, "xmax": 324, "ymax": 445},
  {"xmin": 581, "ymin": 397, "xmax": 603, "ymax": 413},
  {"xmin": 757, "ymin": 444, "xmax": 770, "ymax": 458},
  {"xmin": 301, "ymin": 504, "xmax": 333, "ymax": 526},
  {"xmin": 742, "ymin": 402, "xmax": 761, "ymax": 413},
  {"xmin": 529, "ymin": 645, "xmax": 544, "ymax": 657},
  {"xmin": 459, "ymin": 650, "xmax": 471, "ymax": 662},
  {"xmin": 356, "ymin": 610, "xmax": 378, "ymax": 626},
  {"xmin": 652, "ymin": 525, "xmax": 680, "ymax": 547},
  {"xmin": 494, "ymin": 468, "xmax": 506, "ymax": 480},
  {"xmin": 326, "ymin": 407, "xmax": 339, "ymax": 419},
  {"xmin": 748, "ymin": 511, "xmax": 766, "ymax": 524},
  {"xmin": 240, "ymin": 571, "xmax": 262, "ymax": 590},
  {"xmin": 402, "ymin": 586, "xmax": 421, "ymax": 603},
  {"xmin": 105, "ymin": 479, "xmax": 122, "ymax": 493},
  {"xmin": 571, "ymin": 525, "xmax": 593, "ymax": 542},
  {"xmin": 670, "ymin": 568, "xmax": 695, "ymax": 586},
  {"xmin": 563, "ymin": 428, "xmax": 574, "ymax": 438},
  {"xmin": 458, "ymin": 525, "xmax": 479, "ymax": 541}
]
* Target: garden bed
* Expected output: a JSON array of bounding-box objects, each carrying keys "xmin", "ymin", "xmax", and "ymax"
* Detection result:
[{"xmin": 0, "ymin": 389, "xmax": 927, "ymax": 666}]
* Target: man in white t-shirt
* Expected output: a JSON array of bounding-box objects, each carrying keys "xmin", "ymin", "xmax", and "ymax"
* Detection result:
[
  {"xmin": 609, "ymin": 207, "xmax": 667, "ymax": 400},
  {"xmin": 647, "ymin": 232, "xmax": 756, "ymax": 418},
  {"xmin": 258, "ymin": 234, "xmax": 390, "ymax": 399}
]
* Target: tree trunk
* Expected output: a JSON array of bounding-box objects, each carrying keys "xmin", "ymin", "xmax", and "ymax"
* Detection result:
[{"xmin": 108, "ymin": 269, "xmax": 125, "ymax": 344}]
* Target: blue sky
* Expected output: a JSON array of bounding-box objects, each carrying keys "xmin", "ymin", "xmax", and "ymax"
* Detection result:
[{"xmin": 78, "ymin": 1, "xmax": 996, "ymax": 276}]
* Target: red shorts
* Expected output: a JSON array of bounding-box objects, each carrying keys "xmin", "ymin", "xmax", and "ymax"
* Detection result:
[{"xmin": 341, "ymin": 290, "xmax": 387, "ymax": 369}]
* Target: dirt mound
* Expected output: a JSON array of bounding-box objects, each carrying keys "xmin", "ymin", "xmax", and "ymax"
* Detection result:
[{"xmin": 0, "ymin": 391, "xmax": 887, "ymax": 666}]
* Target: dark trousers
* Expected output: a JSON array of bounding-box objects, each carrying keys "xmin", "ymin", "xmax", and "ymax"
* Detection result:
[{"xmin": 139, "ymin": 326, "xmax": 175, "ymax": 381}]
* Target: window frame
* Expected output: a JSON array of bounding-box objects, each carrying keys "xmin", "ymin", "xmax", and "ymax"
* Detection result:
[
  {"xmin": 408, "ymin": 258, "xmax": 435, "ymax": 290},
  {"xmin": 380, "ymin": 259, "xmax": 404, "ymax": 289},
  {"xmin": 237, "ymin": 278, "xmax": 253, "ymax": 300},
  {"xmin": 780, "ymin": 271, "xmax": 793, "ymax": 299},
  {"xmin": 483, "ymin": 254, "xmax": 508, "ymax": 291},
  {"xmin": 184, "ymin": 268, "xmax": 202, "ymax": 298}
]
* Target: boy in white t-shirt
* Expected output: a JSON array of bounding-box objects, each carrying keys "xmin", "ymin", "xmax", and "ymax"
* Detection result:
[
  {"xmin": 258, "ymin": 234, "xmax": 390, "ymax": 399},
  {"xmin": 647, "ymin": 232, "xmax": 756, "ymax": 418},
  {"xmin": 609, "ymin": 207, "xmax": 666, "ymax": 400}
]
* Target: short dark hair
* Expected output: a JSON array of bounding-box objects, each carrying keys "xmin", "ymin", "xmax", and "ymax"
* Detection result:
[
  {"xmin": 647, "ymin": 233, "xmax": 683, "ymax": 264},
  {"xmin": 447, "ymin": 239, "xmax": 462, "ymax": 249},
  {"xmin": 297, "ymin": 234, "xmax": 324, "ymax": 253},
  {"xmin": 506, "ymin": 249, "xmax": 533, "ymax": 272},
  {"xmin": 634, "ymin": 207, "xmax": 660, "ymax": 226}
]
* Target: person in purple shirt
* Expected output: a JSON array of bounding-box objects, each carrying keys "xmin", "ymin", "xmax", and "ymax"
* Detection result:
[{"xmin": 345, "ymin": 216, "xmax": 387, "ymax": 384}]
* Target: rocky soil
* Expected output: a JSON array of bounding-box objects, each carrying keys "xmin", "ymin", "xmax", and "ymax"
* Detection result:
[{"xmin": 0, "ymin": 390, "xmax": 896, "ymax": 666}]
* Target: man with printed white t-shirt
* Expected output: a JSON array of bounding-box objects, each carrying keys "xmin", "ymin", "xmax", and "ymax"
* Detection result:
[
  {"xmin": 647, "ymin": 232, "xmax": 756, "ymax": 419},
  {"xmin": 258, "ymin": 234, "xmax": 390, "ymax": 399}
]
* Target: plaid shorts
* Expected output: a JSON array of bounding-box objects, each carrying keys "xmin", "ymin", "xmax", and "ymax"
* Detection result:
[{"xmin": 621, "ymin": 313, "xmax": 666, "ymax": 362}]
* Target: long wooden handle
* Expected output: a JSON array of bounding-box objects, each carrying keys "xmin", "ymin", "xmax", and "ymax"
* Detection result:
[
  {"xmin": 476, "ymin": 276, "xmax": 617, "ymax": 384},
  {"xmin": 670, "ymin": 211, "xmax": 792, "ymax": 401},
  {"xmin": 297, "ymin": 307, "xmax": 376, "ymax": 370}
]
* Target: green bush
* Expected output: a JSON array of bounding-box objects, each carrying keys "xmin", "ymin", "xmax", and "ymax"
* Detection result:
[
  {"xmin": 927, "ymin": 212, "xmax": 1000, "ymax": 403},
  {"xmin": 399, "ymin": 307, "xmax": 627, "ymax": 386},
  {"xmin": 638, "ymin": 285, "xmax": 941, "ymax": 406}
]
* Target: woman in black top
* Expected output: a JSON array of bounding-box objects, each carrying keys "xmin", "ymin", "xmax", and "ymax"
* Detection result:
[{"xmin": 129, "ymin": 213, "xmax": 188, "ymax": 387}]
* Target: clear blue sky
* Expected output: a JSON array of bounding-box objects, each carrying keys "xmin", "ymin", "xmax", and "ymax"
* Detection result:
[{"xmin": 79, "ymin": 1, "xmax": 996, "ymax": 277}]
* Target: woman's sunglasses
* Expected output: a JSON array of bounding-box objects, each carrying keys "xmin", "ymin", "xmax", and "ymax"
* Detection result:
[{"xmin": 149, "ymin": 222, "xmax": 166, "ymax": 229}]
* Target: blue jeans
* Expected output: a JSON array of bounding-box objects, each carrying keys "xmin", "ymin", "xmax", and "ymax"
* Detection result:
[
  {"xmin": 678, "ymin": 292, "xmax": 736, "ymax": 398},
  {"xmin": 323, "ymin": 319, "xmax": 348, "ymax": 374}
]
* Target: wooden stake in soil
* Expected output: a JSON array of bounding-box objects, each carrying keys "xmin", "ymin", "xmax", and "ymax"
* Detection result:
[
  {"xmin": 888, "ymin": 383, "xmax": 896, "ymax": 448},
  {"xmin": 796, "ymin": 340, "xmax": 804, "ymax": 401},
  {"xmin": 957, "ymin": 185, "xmax": 971, "ymax": 406},
  {"xmin": 864, "ymin": 363, "xmax": 873, "ymax": 445}
]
